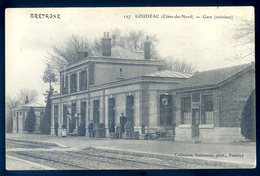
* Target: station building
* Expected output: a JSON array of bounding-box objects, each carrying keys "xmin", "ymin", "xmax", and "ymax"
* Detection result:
[
  {"xmin": 173, "ymin": 63, "xmax": 255, "ymax": 142},
  {"xmin": 50, "ymin": 32, "xmax": 191, "ymax": 137},
  {"xmin": 50, "ymin": 32, "xmax": 255, "ymax": 143},
  {"xmin": 12, "ymin": 97, "xmax": 45, "ymax": 133}
]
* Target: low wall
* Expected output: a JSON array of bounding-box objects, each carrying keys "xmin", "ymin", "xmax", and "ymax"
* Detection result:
[{"xmin": 175, "ymin": 125, "xmax": 245, "ymax": 143}]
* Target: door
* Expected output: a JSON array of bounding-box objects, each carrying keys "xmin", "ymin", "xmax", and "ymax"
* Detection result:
[
  {"xmin": 80, "ymin": 102, "xmax": 86, "ymax": 123},
  {"xmin": 93, "ymin": 100, "xmax": 100, "ymax": 124},
  {"xmin": 108, "ymin": 98, "xmax": 115, "ymax": 132},
  {"xmin": 54, "ymin": 106, "xmax": 59, "ymax": 125},
  {"xmin": 69, "ymin": 103, "xmax": 77, "ymax": 133},
  {"xmin": 63, "ymin": 105, "xmax": 68, "ymax": 127},
  {"xmin": 126, "ymin": 95, "xmax": 134, "ymax": 124},
  {"xmin": 80, "ymin": 102, "xmax": 86, "ymax": 135},
  {"xmin": 192, "ymin": 108, "xmax": 200, "ymax": 138}
]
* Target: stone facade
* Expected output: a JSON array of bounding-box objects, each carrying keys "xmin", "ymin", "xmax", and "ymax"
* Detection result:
[
  {"xmin": 50, "ymin": 33, "xmax": 191, "ymax": 137},
  {"xmin": 51, "ymin": 75, "xmax": 186, "ymax": 137}
]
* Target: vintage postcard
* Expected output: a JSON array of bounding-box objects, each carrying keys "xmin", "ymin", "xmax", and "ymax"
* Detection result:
[{"xmin": 5, "ymin": 7, "xmax": 255, "ymax": 170}]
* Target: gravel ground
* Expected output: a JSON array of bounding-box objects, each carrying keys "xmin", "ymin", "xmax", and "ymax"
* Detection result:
[
  {"xmin": 7, "ymin": 147, "xmax": 244, "ymax": 170},
  {"xmin": 6, "ymin": 136, "xmax": 255, "ymax": 169}
]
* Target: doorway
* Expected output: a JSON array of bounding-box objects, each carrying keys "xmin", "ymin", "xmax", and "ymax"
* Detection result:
[
  {"xmin": 108, "ymin": 98, "xmax": 115, "ymax": 132},
  {"xmin": 192, "ymin": 108, "xmax": 200, "ymax": 138},
  {"xmin": 63, "ymin": 105, "xmax": 67, "ymax": 127},
  {"xmin": 93, "ymin": 100, "xmax": 100, "ymax": 124},
  {"xmin": 126, "ymin": 95, "xmax": 134, "ymax": 124}
]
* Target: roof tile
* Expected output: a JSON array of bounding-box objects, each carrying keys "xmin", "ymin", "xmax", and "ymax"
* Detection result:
[{"xmin": 175, "ymin": 62, "xmax": 254, "ymax": 90}]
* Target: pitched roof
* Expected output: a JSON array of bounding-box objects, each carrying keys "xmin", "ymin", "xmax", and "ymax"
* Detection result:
[
  {"xmin": 21, "ymin": 102, "xmax": 45, "ymax": 108},
  {"xmin": 13, "ymin": 102, "xmax": 45, "ymax": 111},
  {"xmin": 175, "ymin": 62, "xmax": 254, "ymax": 91},
  {"xmin": 96, "ymin": 46, "xmax": 145, "ymax": 60},
  {"xmin": 146, "ymin": 70, "xmax": 192, "ymax": 78}
]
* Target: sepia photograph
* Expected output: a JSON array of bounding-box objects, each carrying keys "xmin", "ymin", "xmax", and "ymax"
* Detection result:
[{"xmin": 5, "ymin": 7, "xmax": 255, "ymax": 170}]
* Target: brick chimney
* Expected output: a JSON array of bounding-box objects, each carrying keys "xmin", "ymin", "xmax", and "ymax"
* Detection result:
[
  {"xmin": 25, "ymin": 96, "xmax": 29, "ymax": 104},
  {"xmin": 101, "ymin": 32, "xmax": 112, "ymax": 56},
  {"xmin": 144, "ymin": 35, "xmax": 151, "ymax": 60}
]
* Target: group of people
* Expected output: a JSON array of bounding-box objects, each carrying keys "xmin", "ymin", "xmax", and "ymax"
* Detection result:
[
  {"xmin": 53, "ymin": 112, "xmax": 134, "ymax": 138},
  {"xmin": 54, "ymin": 122, "xmax": 67, "ymax": 137},
  {"xmin": 109, "ymin": 113, "xmax": 134, "ymax": 138}
]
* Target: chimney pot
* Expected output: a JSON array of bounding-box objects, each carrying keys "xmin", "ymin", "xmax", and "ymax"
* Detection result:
[
  {"xmin": 144, "ymin": 36, "xmax": 151, "ymax": 60},
  {"xmin": 25, "ymin": 96, "xmax": 29, "ymax": 104}
]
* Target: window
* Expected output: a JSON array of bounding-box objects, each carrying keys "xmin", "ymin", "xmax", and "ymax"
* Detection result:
[
  {"xmin": 89, "ymin": 64, "xmax": 95, "ymax": 85},
  {"xmin": 61, "ymin": 74, "xmax": 68, "ymax": 94},
  {"xmin": 201, "ymin": 94, "xmax": 213, "ymax": 124},
  {"xmin": 20, "ymin": 112, "xmax": 22, "ymax": 115},
  {"xmin": 79, "ymin": 70, "xmax": 87, "ymax": 91},
  {"xmin": 181, "ymin": 96, "xmax": 191, "ymax": 124},
  {"xmin": 70, "ymin": 73, "xmax": 77, "ymax": 93},
  {"xmin": 14, "ymin": 113, "xmax": 15, "ymax": 117},
  {"xmin": 192, "ymin": 93, "xmax": 200, "ymax": 102},
  {"xmin": 160, "ymin": 95, "xmax": 173, "ymax": 126}
]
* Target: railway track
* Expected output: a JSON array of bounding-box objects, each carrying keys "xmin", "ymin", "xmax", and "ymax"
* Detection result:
[
  {"xmin": 7, "ymin": 151, "xmax": 87, "ymax": 169},
  {"xmin": 6, "ymin": 139, "xmax": 242, "ymax": 169},
  {"xmin": 8, "ymin": 149, "xmax": 176, "ymax": 169}
]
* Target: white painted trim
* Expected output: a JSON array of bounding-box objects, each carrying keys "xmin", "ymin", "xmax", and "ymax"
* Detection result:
[
  {"xmin": 199, "ymin": 124, "xmax": 214, "ymax": 129},
  {"xmin": 178, "ymin": 124, "xmax": 192, "ymax": 128}
]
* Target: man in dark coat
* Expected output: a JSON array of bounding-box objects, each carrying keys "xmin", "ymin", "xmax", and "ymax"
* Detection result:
[
  {"xmin": 88, "ymin": 120, "xmax": 94, "ymax": 138},
  {"xmin": 120, "ymin": 113, "xmax": 127, "ymax": 134},
  {"xmin": 108, "ymin": 120, "xmax": 115, "ymax": 133}
]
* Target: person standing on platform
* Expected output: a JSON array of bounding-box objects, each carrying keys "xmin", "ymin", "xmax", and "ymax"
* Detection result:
[
  {"xmin": 61, "ymin": 124, "xmax": 67, "ymax": 137},
  {"xmin": 116, "ymin": 123, "xmax": 122, "ymax": 139},
  {"xmin": 88, "ymin": 120, "xmax": 94, "ymax": 138},
  {"xmin": 54, "ymin": 122, "xmax": 59, "ymax": 136}
]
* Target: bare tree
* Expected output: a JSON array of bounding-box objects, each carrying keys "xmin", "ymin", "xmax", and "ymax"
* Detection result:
[
  {"xmin": 47, "ymin": 29, "xmax": 161, "ymax": 74},
  {"xmin": 17, "ymin": 88, "xmax": 38, "ymax": 104},
  {"xmin": 111, "ymin": 29, "xmax": 160, "ymax": 59},
  {"xmin": 162, "ymin": 56, "xmax": 195, "ymax": 73},
  {"xmin": 233, "ymin": 18, "xmax": 254, "ymax": 44},
  {"xmin": 6, "ymin": 96, "xmax": 20, "ymax": 132},
  {"xmin": 226, "ymin": 18, "xmax": 254, "ymax": 62},
  {"xmin": 46, "ymin": 34, "xmax": 96, "ymax": 71}
]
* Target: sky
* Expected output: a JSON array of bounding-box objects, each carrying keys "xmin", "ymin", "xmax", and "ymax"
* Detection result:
[{"xmin": 5, "ymin": 7, "xmax": 254, "ymax": 104}]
